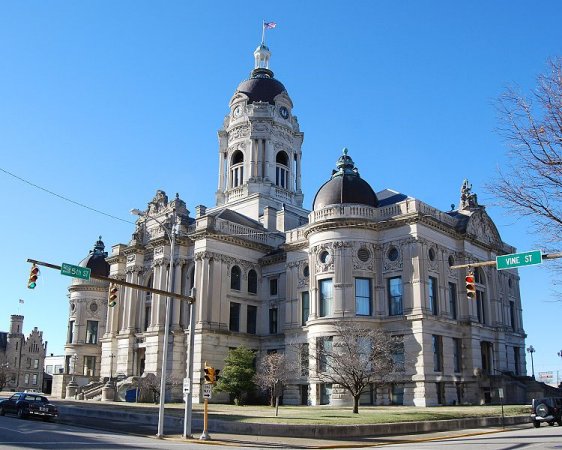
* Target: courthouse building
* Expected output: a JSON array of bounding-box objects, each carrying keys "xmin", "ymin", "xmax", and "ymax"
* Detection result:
[{"xmin": 61, "ymin": 41, "xmax": 528, "ymax": 406}]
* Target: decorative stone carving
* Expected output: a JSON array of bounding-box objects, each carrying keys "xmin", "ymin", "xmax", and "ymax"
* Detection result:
[
  {"xmin": 466, "ymin": 210, "xmax": 502, "ymax": 247},
  {"xmin": 229, "ymin": 124, "xmax": 250, "ymax": 140},
  {"xmin": 353, "ymin": 242, "xmax": 374, "ymax": 271},
  {"xmin": 383, "ymin": 241, "xmax": 404, "ymax": 272}
]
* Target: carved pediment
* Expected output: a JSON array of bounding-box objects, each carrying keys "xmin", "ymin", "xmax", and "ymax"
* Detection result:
[{"xmin": 466, "ymin": 209, "xmax": 502, "ymax": 247}]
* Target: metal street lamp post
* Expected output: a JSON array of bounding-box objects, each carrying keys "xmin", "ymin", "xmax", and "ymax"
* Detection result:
[
  {"xmin": 183, "ymin": 285, "xmax": 196, "ymax": 438},
  {"xmin": 109, "ymin": 353, "xmax": 115, "ymax": 383},
  {"xmin": 527, "ymin": 345, "xmax": 536, "ymax": 379},
  {"xmin": 131, "ymin": 207, "xmax": 177, "ymax": 439}
]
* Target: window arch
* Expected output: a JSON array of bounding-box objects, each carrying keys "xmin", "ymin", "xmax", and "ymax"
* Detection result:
[
  {"xmin": 230, "ymin": 151, "xmax": 244, "ymax": 188},
  {"xmin": 275, "ymin": 151, "xmax": 289, "ymax": 189},
  {"xmin": 248, "ymin": 269, "xmax": 257, "ymax": 294},
  {"xmin": 231, "ymin": 266, "xmax": 241, "ymax": 290}
]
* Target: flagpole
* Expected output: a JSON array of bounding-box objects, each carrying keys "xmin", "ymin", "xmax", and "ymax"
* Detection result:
[{"xmin": 261, "ymin": 20, "xmax": 266, "ymax": 45}]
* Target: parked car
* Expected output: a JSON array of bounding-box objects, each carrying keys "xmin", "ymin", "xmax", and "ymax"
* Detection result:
[
  {"xmin": 531, "ymin": 397, "xmax": 562, "ymax": 427},
  {"xmin": 0, "ymin": 392, "xmax": 58, "ymax": 421}
]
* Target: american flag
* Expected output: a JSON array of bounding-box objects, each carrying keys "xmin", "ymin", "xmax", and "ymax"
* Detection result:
[
  {"xmin": 264, "ymin": 22, "xmax": 276, "ymax": 29},
  {"xmin": 19, "ymin": 299, "xmax": 24, "ymax": 304}
]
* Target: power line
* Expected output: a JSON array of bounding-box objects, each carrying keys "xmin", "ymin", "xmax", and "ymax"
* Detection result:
[{"xmin": 0, "ymin": 166, "xmax": 135, "ymax": 224}]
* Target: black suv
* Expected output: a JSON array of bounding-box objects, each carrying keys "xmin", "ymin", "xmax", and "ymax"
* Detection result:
[{"xmin": 531, "ymin": 397, "xmax": 562, "ymax": 427}]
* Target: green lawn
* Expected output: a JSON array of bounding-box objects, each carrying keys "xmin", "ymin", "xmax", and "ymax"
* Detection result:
[{"xmin": 166, "ymin": 403, "xmax": 529, "ymax": 425}]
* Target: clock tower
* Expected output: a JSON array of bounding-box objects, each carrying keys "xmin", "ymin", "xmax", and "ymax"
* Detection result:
[{"xmin": 214, "ymin": 43, "xmax": 307, "ymax": 231}]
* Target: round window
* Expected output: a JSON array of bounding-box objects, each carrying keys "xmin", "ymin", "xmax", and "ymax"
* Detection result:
[
  {"xmin": 90, "ymin": 302, "xmax": 98, "ymax": 313},
  {"xmin": 303, "ymin": 265, "xmax": 309, "ymax": 277},
  {"xmin": 388, "ymin": 247, "xmax": 399, "ymax": 262},
  {"xmin": 357, "ymin": 247, "xmax": 370, "ymax": 262},
  {"xmin": 319, "ymin": 250, "xmax": 330, "ymax": 264},
  {"xmin": 428, "ymin": 248, "xmax": 436, "ymax": 261}
]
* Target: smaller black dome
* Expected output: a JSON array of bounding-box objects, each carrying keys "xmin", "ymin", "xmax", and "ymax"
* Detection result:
[
  {"xmin": 313, "ymin": 149, "xmax": 378, "ymax": 210},
  {"xmin": 236, "ymin": 68, "xmax": 286, "ymax": 105},
  {"xmin": 79, "ymin": 236, "xmax": 110, "ymax": 278}
]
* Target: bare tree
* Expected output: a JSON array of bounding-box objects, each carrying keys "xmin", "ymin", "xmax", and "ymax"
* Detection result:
[
  {"xmin": 492, "ymin": 58, "xmax": 562, "ymax": 254},
  {"xmin": 309, "ymin": 320, "xmax": 403, "ymax": 414},
  {"xmin": 136, "ymin": 372, "xmax": 182, "ymax": 403},
  {"xmin": 254, "ymin": 352, "xmax": 298, "ymax": 415}
]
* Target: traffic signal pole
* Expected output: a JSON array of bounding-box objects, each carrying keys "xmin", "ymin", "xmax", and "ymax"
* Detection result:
[{"xmin": 26, "ymin": 258, "xmax": 194, "ymax": 303}]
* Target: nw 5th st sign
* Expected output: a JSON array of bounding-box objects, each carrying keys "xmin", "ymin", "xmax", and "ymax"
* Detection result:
[{"xmin": 496, "ymin": 250, "xmax": 543, "ymax": 270}]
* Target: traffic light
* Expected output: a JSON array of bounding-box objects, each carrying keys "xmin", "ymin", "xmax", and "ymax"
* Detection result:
[
  {"xmin": 465, "ymin": 271, "xmax": 476, "ymax": 299},
  {"xmin": 214, "ymin": 369, "xmax": 220, "ymax": 383},
  {"xmin": 108, "ymin": 284, "xmax": 119, "ymax": 307},
  {"xmin": 204, "ymin": 364, "xmax": 216, "ymax": 384},
  {"xmin": 27, "ymin": 264, "xmax": 40, "ymax": 289}
]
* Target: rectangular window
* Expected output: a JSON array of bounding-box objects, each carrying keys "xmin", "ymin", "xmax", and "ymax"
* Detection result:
[
  {"xmin": 301, "ymin": 291, "xmax": 310, "ymax": 325},
  {"xmin": 355, "ymin": 278, "xmax": 372, "ymax": 316},
  {"xmin": 33, "ymin": 359, "xmax": 39, "ymax": 369},
  {"xmin": 229, "ymin": 302, "xmax": 240, "ymax": 332},
  {"xmin": 269, "ymin": 308, "xmax": 278, "ymax": 334},
  {"xmin": 514, "ymin": 347, "xmax": 521, "ymax": 375},
  {"xmin": 86, "ymin": 320, "xmax": 98, "ymax": 344},
  {"xmin": 449, "ymin": 282, "xmax": 457, "ymax": 320},
  {"xmin": 453, "ymin": 337, "xmax": 462, "ymax": 373},
  {"xmin": 509, "ymin": 301, "xmax": 516, "ymax": 330},
  {"xmin": 24, "ymin": 373, "xmax": 29, "ymax": 385},
  {"xmin": 319, "ymin": 279, "xmax": 333, "ymax": 317},
  {"xmin": 46, "ymin": 365, "xmax": 53, "ymax": 374},
  {"xmin": 429, "ymin": 277, "xmax": 438, "ymax": 315},
  {"xmin": 391, "ymin": 384, "xmax": 404, "ymax": 405},
  {"xmin": 247, "ymin": 305, "xmax": 257, "ymax": 334},
  {"xmin": 388, "ymin": 277, "xmax": 403, "ymax": 315},
  {"xmin": 300, "ymin": 344, "xmax": 309, "ymax": 376},
  {"xmin": 68, "ymin": 320, "xmax": 75, "ymax": 344},
  {"xmin": 83, "ymin": 356, "xmax": 96, "ymax": 377},
  {"xmin": 392, "ymin": 339, "xmax": 405, "ymax": 372},
  {"xmin": 476, "ymin": 291, "xmax": 486, "ymax": 324},
  {"xmin": 32, "ymin": 374, "xmax": 38, "ymax": 385},
  {"xmin": 318, "ymin": 336, "xmax": 333, "ymax": 372},
  {"xmin": 269, "ymin": 278, "xmax": 278, "ymax": 296},
  {"xmin": 432, "ymin": 334, "xmax": 442, "ymax": 372}
]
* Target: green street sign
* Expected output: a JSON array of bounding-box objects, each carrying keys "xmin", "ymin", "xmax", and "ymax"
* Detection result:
[
  {"xmin": 61, "ymin": 262, "xmax": 91, "ymax": 280},
  {"xmin": 496, "ymin": 250, "xmax": 543, "ymax": 270}
]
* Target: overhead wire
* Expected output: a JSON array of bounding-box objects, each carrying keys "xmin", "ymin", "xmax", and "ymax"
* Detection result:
[{"xmin": 0, "ymin": 166, "xmax": 135, "ymax": 224}]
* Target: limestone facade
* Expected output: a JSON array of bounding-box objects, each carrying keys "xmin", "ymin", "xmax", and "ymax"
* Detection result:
[{"xmin": 62, "ymin": 42, "xmax": 527, "ymax": 406}]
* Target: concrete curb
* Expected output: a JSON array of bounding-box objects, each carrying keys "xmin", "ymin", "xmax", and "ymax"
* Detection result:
[{"xmin": 57, "ymin": 405, "xmax": 530, "ymax": 439}]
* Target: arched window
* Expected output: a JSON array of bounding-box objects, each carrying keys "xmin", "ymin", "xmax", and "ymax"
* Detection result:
[
  {"xmin": 231, "ymin": 266, "xmax": 241, "ymax": 290},
  {"xmin": 230, "ymin": 150, "xmax": 244, "ymax": 188},
  {"xmin": 143, "ymin": 275, "xmax": 153, "ymax": 332},
  {"xmin": 248, "ymin": 269, "xmax": 257, "ymax": 294},
  {"xmin": 275, "ymin": 151, "xmax": 289, "ymax": 189}
]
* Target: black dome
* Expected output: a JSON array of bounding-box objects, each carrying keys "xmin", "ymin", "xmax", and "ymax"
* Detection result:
[
  {"xmin": 313, "ymin": 150, "xmax": 378, "ymax": 210},
  {"xmin": 79, "ymin": 237, "xmax": 110, "ymax": 277},
  {"xmin": 236, "ymin": 68, "xmax": 286, "ymax": 105}
]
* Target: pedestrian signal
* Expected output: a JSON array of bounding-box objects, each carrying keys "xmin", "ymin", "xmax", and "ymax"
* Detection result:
[
  {"xmin": 28, "ymin": 264, "xmax": 40, "ymax": 289},
  {"xmin": 108, "ymin": 284, "xmax": 119, "ymax": 307},
  {"xmin": 465, "ymin": 271, "xmax": 476, "ymax": 299}
]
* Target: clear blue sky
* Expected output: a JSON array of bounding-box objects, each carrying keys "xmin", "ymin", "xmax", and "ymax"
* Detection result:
[{"xmin": 1, "ymin": 1, "xmax": 561, "ymax": 382}]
